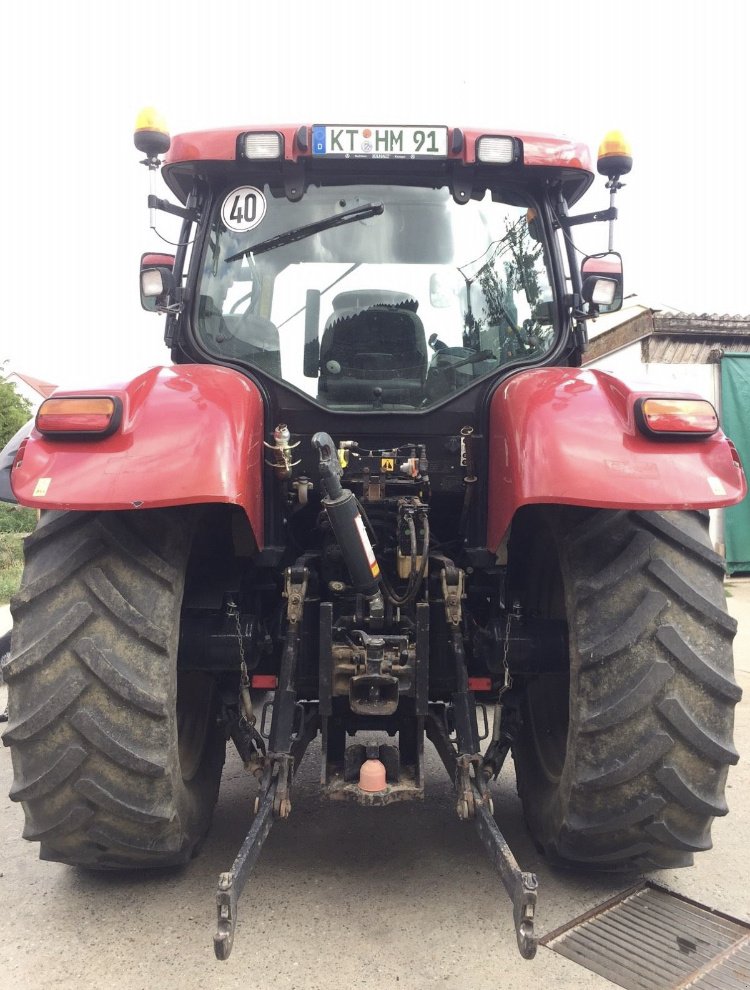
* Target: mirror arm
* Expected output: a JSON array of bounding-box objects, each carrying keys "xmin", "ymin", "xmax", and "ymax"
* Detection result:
[
  {"xmin": 155, "ymin": 287, "xmax": 183, "ymax": 317},
  {"xmin": 163, "ymin": 288, "xmax": 183, "ymax": 346},
  {"xmin": 570, "ymin": 290, "xmax": 590, "ymax": 324},
  {"xmin": 558, "ymin": 206, "xmax": 617, "ymax": 229},
  {"xmin": 147, "ymin": 194, "xmax": 200, "ymax": 223}
]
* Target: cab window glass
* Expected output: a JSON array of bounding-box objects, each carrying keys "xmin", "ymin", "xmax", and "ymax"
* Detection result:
[{"xmin": 195, "ymin": 184, "xmax": 556, "ymax": 408}]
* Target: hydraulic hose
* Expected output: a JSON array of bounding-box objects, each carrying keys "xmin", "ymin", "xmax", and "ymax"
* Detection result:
[{"xmin": 359, "ymin": 500, "xmax": 430, "ymax": 608}]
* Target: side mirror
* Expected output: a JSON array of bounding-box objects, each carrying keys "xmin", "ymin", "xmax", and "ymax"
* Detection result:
[
  {"xmin": 580, "ymin": 251, "xmax": 623, "ymax": 316},
  {"xmin": 140, "ymin": 252, "xmax": 175, "ymax": 312}
]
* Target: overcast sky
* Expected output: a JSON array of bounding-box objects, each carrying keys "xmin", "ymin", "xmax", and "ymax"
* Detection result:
[{"xmin": 2, "ymin": 0, "xmax": 748, "ymax": 388}]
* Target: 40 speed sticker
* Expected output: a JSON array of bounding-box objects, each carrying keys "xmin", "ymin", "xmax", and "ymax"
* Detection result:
[{"xmin": 221, "ymin": 186, "xmax": 266, "ymax": 232}]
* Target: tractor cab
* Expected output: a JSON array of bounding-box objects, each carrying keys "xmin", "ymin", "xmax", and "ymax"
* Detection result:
[{"xmin": 138, "ymin": 118, "xmax": 627, "ymax": 419}]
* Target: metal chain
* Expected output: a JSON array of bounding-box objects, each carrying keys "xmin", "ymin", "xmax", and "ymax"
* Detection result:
[
  {"xmin": 233, "ymin": 607, "xmax": 249, "ymax": 686},
  {"xmin": 500, "ymin": 600, "xmax": 521, "ymax": 697},
  {"xmin": 491, "ymin": 601, "xmax": 520, "ymax": 747},
  {"xmin": 228, "ymin": 598, "xmax": 253, "ymax": 725}
]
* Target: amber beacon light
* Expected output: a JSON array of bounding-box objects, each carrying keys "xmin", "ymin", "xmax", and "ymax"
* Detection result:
[
  {"xmin": 134, "ymin": 107, "xmax": 171, "ymax": 158},
  {"xmin": 597, "ymin": 130, "xmax": 632, "ymax": 178}
]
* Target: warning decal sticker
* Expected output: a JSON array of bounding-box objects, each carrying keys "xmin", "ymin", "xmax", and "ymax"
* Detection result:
[{"xmin": 32, "ymin": 478, "xmax": 51, "ymax": 497}]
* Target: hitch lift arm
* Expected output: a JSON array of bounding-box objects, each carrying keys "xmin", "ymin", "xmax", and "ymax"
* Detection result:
[
  {"xmin": 426, "ymin": 708, "xmax": 538, "ymax": 959},
  {"xmin": 429, "ymin": 565, "xmax": 539, "ymax": 959},
  {"xmin": 213, "ymin": 565, "xmax": 316, "ymax": 960},
  {"xmin": 214, "ymin": 777, "xmax": 278, "ymax": 960},
  {"xmin": 474, "ymin": 801, "xmax": 538, "ymax": 959}
]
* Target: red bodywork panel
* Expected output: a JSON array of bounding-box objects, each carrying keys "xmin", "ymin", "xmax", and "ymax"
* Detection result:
[
  {"xmin": 167, "ymin": 125, "xmax": 592, "ymax": 170},
  {"xmin": 11, "ymin": 365, "xmax": 265, "ymax": 546},
  {"xmin": 141, "ymin": 252, "xmax": 175, "ymax": 267},
  {"xmin": 486, "ymin": 368, "xmax": 747, "ymax": 551},
  {"xmin": 164, "ymin": 125, "xmax": 594, "ymax": 204}
]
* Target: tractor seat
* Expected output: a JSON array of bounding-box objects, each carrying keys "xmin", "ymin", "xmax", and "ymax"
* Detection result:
[
  {"xmin": 198, "ymin": 296, "xmax": 281, "ymax": 377},
  {"xmin": 318, "ymin": 293, "xmax": 427, "ymax": 404}
]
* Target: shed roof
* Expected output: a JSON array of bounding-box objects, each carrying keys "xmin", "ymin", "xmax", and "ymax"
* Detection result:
[{"xmin": 584, "ymin": 310, "xmax": 750, "ymax": 366}]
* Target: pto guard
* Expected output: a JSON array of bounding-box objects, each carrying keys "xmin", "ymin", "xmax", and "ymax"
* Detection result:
[
  {"xmin": 487, "ymin": 367, "xmax": 747, "ymax": 551},
  {"xmin": 8, "ymin": 365, "xmax": 265, "ymax": 546}
]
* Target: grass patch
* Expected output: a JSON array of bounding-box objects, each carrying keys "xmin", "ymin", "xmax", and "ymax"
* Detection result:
[
  {"xmin": 0, "ymin": 503, "xmax": 37, "ymax": 534},
  {"xmin": 0, "ymin": 533, "xmax": 24, "ymax": 605},
  {"xmin": 0, "ymin": 532, "xmax": 26, "ymax": 604},
  {"xmin": 0, "ymin": 504, "xmax": 34, "ymax": 604}
]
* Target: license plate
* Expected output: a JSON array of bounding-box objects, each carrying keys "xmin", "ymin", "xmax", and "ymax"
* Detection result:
[{"xmin": 312, "ymin": 125, "xmax": 448, "ymax": 160}]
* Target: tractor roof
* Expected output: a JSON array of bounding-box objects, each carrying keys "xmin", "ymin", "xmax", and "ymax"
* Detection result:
[{"xmin": 162, "ymin": 124, "xmax": 595, "ymax": 205}]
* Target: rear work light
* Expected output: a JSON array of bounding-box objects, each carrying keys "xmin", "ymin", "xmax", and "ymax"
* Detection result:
[
  {"xmin": 476, "ymin": 136, "xmax": 518, "ymax": 164},
  {"xmin": 36, "ymin": 396, "xmax": 122, "ymax": 439},
  {"xmin": 635, "ymin": 398, "xmax": 719, "ymax": 439},
  {"xmin": 240, "ymin": 132, "xmax": 282, "ymax": 159}
]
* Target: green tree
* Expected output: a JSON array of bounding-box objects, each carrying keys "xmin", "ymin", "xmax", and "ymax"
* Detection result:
[
  {"xmin": 503, "ymin": 216, "xmax": 542, "ymax": 307},
  {"xmin": 0, "ymin": 370, "xmax": 33, "ymax": 448}
]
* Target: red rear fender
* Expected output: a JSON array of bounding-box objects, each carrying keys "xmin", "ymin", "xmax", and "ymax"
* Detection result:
[
  {"xmin": 11, "ymin": 365, "xmax": 265, "ymax": 546},
  {"xmin": 487, "ymin": 368, "xmax": 746, "ymax": 551}
]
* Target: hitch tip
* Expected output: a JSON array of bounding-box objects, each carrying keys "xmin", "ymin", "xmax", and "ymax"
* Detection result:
[
  {"xmin": 214, "ymin": 929, "xmax": 233, "ymax": 961},
  {"xmin": 215, "ymin": 885, "xmax": 236, "ymax": 960}
]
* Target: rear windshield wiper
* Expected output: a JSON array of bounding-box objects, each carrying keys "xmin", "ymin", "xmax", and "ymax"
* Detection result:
[{"xmin": 225, "ymin": 202, "xmax": 385, "ymax": 263}]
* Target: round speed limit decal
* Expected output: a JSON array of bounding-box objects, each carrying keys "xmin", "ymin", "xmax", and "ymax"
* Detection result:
[{"xmin": 221, "ymin": 186, "xmax": 266, "ymax": 232}]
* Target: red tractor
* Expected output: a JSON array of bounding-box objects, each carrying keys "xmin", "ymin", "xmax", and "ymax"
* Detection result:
[{"xmin": 1, "ymin": 114, "xmax": 744, "ymax": 960}]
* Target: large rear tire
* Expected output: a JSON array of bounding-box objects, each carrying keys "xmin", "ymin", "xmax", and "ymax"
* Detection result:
[
  {"xmin": 510, "ymin": 508, "xmax": 741, "ymax": 871},
  {"xmin": 2, "ymin": 509, "xmax": 225, "ymax": 868}
]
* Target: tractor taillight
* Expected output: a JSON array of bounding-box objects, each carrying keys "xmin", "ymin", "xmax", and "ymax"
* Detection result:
[
  {"xmin": 240, "ymin": 132, "xmax": 282, "ymax": 159},
  {"xmin": 635, "ymin": 398, "xmax": 719, "ymax": 438},
  {"xmin": 36, "ymin": 397, "xmax": 122, "ymax": 438}
]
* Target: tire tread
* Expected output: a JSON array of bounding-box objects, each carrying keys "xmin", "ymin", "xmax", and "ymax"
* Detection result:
[
  {"xmin": 4, "ymin": 508, "xmax": 224, "ymax": 868},
  {"xmin": 512, "ymin": 508, "xmax": 739, "ymax": 871}
]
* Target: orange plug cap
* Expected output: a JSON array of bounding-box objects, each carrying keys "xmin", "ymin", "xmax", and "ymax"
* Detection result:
[{"xmin": 359, "ymin": 759, "xmax": 387, "ymax": 793}]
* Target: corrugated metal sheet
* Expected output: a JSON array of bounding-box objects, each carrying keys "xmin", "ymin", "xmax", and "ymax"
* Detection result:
[
  {"xmin": 544, "ymin": 883, "xmax": 750, "ymax": 990},
  {"xmin": 586, "ymin": 312, "xmax": 750, "ymax": 366},
  {"xmin": 646, "ymin": 335, "xmax": 750, "ymax": 364}
]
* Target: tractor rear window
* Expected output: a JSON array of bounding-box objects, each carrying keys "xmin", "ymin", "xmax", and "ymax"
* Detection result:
[{"xmin": 194, "ymin": 184, "xmax": 557, "ymax": 409}]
